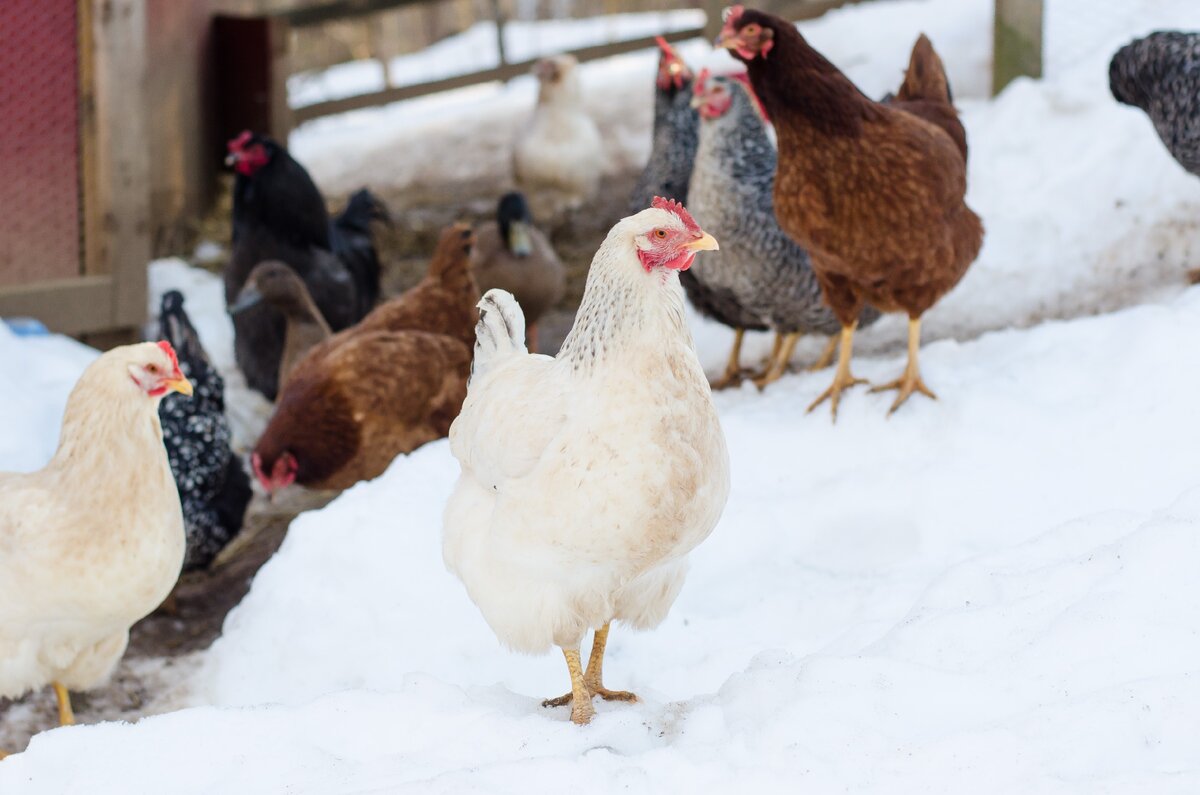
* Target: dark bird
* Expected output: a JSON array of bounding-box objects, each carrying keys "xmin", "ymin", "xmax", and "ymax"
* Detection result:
[
  {"xmin": 718, "ymin": 8, "xmax": 983, "ymax": 418},
  {"xmin": 629, "ymin": 36, "xmax": 768, "ymax": 385},
  {"xmin": 230, "ymin": 261, "xmax": 332, "ymax": 392},
  {"xmin": 688, "ymin": 70, "xmax": 879, "ymax": 389},
  {"xmin": 157, "ymin": 291, "xmax": 252, "ymax": 570},
  {"xmin": 250, "ymin": 224, "xmax": 480, "ymax": 495},
  {"xmin": 1110, "ymin": 31, "xmax": 1200, "ymax": 177},
  {"xmin": 224, "ymin": 131, "xmax": 386, "ymax": 401},
  {"xmin": 471, "ymin": 192, "xmax": 564, "ymax": 353}
]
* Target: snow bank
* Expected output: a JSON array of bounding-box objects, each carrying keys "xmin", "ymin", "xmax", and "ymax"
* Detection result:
[{"xmin": 5, "ymin": 290, "xmax": 1200, "ymax": 792}]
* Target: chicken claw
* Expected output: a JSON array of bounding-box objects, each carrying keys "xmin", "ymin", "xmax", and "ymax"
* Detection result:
[
  {"xmin": 869, "ymin": 317, "xmax": 936, "ymax": 415},
  {"xmin": 806, "ymin": 334, "xmax": 839, "ymax": 372},
  {"xmin": 710, "ymin": 328, "xmax": 747, "ymax": 390},
  {"xmin": 542, "ymin": 623, "xmax": 638, "ymax": 719},
  {"xmin": 752, "ymin": 332, "xmax": 800, "ymax": 390},
  {"xmin": 807, "ymin": 323, "xmax": 865, "ymax": 421},
  {"xmin": 544, "ymin": 647, "xmax": 595, "ymax": 725}
]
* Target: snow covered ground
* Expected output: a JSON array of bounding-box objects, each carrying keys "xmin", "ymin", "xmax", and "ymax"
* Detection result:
[{"xmin": 3, "ymin": 0, "xmax": 1200, "ymax": 791}]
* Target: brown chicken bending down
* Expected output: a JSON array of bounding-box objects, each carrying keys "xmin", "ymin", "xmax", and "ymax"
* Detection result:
[
  {"xmin": 252, "ymin": 224, "xmax": 479, "ymax": 494},
  {"xmin": 718, "ymin": 8, "xmax": 983, "ymax": 418}
]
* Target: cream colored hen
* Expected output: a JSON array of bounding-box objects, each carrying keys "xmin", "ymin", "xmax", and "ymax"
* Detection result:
[
  {"xmin": 0, "ymin": 342, "xmax": 191, "ymax": 752},
  {"xmin": 513, "ymin": 54, "xmax": 605, "ymax": 220},
  {"xmin": 443, "ymin": 200, "xmax": 729, "ymax": 725}
]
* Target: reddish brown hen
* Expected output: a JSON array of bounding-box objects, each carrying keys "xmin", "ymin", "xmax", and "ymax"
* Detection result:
[
  {"xmin": 251, "ymin": 223, "xmax": 480, "ymax": 494},
  {"xmin": 718, "ymin": 8, "xmax": 983, "ymax": 418}
]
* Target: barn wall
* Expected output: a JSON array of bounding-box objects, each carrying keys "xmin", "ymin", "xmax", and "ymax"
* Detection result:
[{"xmin": 146, "ymin": 0, "xmax": 219, "ymax": 255}]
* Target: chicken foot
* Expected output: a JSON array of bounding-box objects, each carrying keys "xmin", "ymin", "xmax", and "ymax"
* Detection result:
[
  {"xmin": 806, "ymin": 334, "xmax": 839, "ymax": 372},
  {"xmin": 751, "ymin": 332, "xmax": 800, "ymax": 389},
  {"xmin": 807, "ymin": 323, "xmax": 867, "ymax": 421},
  {"xmin": 869, "ymin": 316, "xmax": 936, "ymax": 415},
  {"xmin": 710, "ymin": 328, "xmax": 748, "ymax": 390},
  {"xmin": 54, "ymin": 681, "xmax": 76, "ymax": 726},
  {"xmin": 543, "ymin": 623, "xmax": 638, "ymax": 722},
  {"xmin": 544, "ymin": 647, "xmax": 595, "ymax": 725}
]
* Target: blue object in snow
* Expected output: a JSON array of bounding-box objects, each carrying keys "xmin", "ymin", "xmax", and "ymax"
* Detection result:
[{"xmin": 2, "ymin": 318, "xmax": 50, "ymax": 337}]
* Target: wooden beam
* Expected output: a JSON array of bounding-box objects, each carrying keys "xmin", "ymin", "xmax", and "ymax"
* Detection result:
[
  {"xmin": 292, "ymin": 27, "xmax": 706, "ymax": 125},
  {"xmin": 0, "ymin": 277, "xmax": 115, "ymax": 336},
  {"xmin": 993, "ymin": 0, "xmax": 1043, "ymax": 94},
  {"xmin": 90, "ymin": 0, "xmax": 152, "ymax": 328}
]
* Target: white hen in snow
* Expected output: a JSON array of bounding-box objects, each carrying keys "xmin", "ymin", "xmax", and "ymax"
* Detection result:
[
  {"xmin": 0, "ymin": 342, "xmax": 191, "ymax": 750},
  {"xmin": 444, "ymin": 199, "xmax": 729, "ymax": 725},
  {"xmin": 512, "ymin": 54, "xmax": 605, "ymax": 220}
]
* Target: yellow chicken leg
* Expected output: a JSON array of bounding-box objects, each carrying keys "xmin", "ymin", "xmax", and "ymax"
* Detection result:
[
  {"xmin": 54, "ymin": 682, "xmax": 75, "ymax": 726},
  {"xmin": 752, "ymin": 332, "xmax": 800, "ymax": 390},
  {"xmin": 807, "ymin": 322, "xmax": 867, "ymax": 421},
  {"xmin": 710, "ymin": 328, "xmax": 747, "ymax": 390},
  {"xmin": 870, "ymin": 316, "xmax": 936, "ymax": 414},
  {"xmin": 806, "ymin": 334, "xmax": 839, "ymax": 371},
  {"xmin": 542, "ymin": 647, "xmax": 595, "ymax": 725},
  {"xmin": 542, "ymin": 622, "xmax": 637, "ymax": 717},
  {"xmin": 581, "ymin": 623, "xmax": 637, "ymax": 702}
]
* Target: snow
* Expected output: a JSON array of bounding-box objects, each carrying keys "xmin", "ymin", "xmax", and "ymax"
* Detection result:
[{"xmin": 3, "ymin": 0, "xmax": 1200, "ymax": 790}]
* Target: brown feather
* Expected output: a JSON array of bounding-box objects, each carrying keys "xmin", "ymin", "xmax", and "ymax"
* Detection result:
[{"xmin": 731, "ymin": 11, "xmax": 983, "ymax": 325}]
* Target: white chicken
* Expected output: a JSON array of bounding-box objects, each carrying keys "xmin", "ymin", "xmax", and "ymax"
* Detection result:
[
  {"xmin": 0, "ymin": 342, "xmax": 191, "ymax": 753},
  {"xmin": 512, "ymin": 54, "xmax": 606, "ymax": 220},
  {"xmin": 443, "ymin": 199, "xmax": 730, "ymax": 726}
]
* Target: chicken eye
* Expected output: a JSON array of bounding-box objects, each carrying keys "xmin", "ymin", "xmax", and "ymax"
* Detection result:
[
  {"xmin": 147, "ymin": 364, "xmax": 159, "ymax": 375},
  {"xmin": 744, "ymin": 24, "xmax": 760, "ymax": 35},
  {"xmin": 654, "ymin": 229, "xmax": 668, "ymax": 239}
]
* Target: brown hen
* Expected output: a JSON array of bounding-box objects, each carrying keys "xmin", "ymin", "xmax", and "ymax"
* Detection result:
[
  {"xmin": 718, "ymin": 8, "xmax": 984, "ymax": 418},
  {"xmin": 251, "ymin": 223, "xmax": 480, "ymax": 494}
]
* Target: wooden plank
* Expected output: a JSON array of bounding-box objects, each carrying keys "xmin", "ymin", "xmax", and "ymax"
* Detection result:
[
  {"xmin": 993, "ymin": 0, "xmax": 1043, "ymax": 94},
  {"xmin": 292, "ymin": 27, "xmax": 706, "ymax": 125},
  {"xmin": 77, "ymin": 0, "xmax": 102, "ymax": 281},
  {"xmin": 91, "ymin": 0, "xmax": 152, "ymax": 328},
  {"xmin": 0, "ymin": 277, "xmax": 115, "ymax": 336}
]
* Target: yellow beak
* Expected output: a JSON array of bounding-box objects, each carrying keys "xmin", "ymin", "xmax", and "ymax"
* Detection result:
[
  {"xmin": 685, "ymin": 232, "xmax": 720, "ymax": 252},
  {"xmin": 715, "ymin": 33, "xmax": 737, "ymax": 50},
  {"xmin": 167, "ymin": 376, "xmax": 194, "ymax": 397}
]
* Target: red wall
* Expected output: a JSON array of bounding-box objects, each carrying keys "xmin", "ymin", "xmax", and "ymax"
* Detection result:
[{"xmin": 0, "ymin": 0, "xmax": 82, "ymax": 287}]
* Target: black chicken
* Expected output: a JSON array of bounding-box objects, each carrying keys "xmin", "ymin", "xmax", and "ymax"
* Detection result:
[
  {"xmin": 629, "ymin": 39, "xmax": 767, "ymax": 387},
  {"xmin": 157, "ymin": 291, "xmax": 252, "ymax": 571},
  {"xmin": 225, "ymin": 131, "xmax": 387, "ymax": 400},
  {"xmin": 1110, "ymin": 31, "xmax": 1200, "ymax": 177}
]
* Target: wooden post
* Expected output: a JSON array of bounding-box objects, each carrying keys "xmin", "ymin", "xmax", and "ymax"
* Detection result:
[
  {"xmin": 490, "ymin": 0, "xmax": 508, "ymax": 68},
  {"xmin": 993, "ymin": 0, "xmax": 1043, "ymax": 94},
  {"xmin": 702, "ymin": 0, "xmax": 725, "ymax": 43},
  {"xmin": 88, "ymin": 0, "xmax": 151, "ymax": 339}
]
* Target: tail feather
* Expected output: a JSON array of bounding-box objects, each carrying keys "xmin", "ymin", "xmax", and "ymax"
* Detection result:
[
  {"xmin": 472, "ymin": 289, "xmax": 527, "ymax": 378},
  {"xmin": 331, "ymin": 188, "xmax": 388, "ymax": 316},
  {"xmin": 897, "ymin": 33, "xmax": 953, "ymax": 105}
]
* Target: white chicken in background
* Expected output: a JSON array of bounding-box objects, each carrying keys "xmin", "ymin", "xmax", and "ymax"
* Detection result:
[
  {"xmin": 0, "ymin": 342, "xmax": 191, "ymax": 754},
  {"xmin": 443, "ymin": 199, "xmax": 730, "ymax": 726},
  {"xmin": 512, "ymin": 54, "xmax": 605, "ymax": 221}
]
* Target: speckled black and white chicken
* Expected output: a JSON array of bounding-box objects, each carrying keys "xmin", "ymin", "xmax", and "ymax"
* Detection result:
[
  {"xmin": 157, "ymin": 291, "xmax": 252, "ymax": 570},
  {"xmin": 688, "ymin": 71, "xmax": 878, "ymax": 389},
  {"xmin": 1110, "ymin": 31, "xmax": 1200, "ymax": 177},
  {"xmin": 630, "ymin": 39, "xmax": 767, "ymax": 387}
]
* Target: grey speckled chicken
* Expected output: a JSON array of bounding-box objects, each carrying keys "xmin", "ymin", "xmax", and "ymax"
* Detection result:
[
  {"xmin": 1110, "ymin": 31, "xmax": 1200, "ymax": 176},
  {"xmin": 689, "ymin": 72, "xmax": 878, "ymax": 389},
  {"xmin": 629, "ymin": 38, "xmax": 767, "ymax": 381},
  {"xmin": 157, "ymin": 291, "xmax": 252, "ymax": 570}
]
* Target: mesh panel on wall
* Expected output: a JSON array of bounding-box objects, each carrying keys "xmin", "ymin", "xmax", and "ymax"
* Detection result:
[{"xmin": 0, "ymin": 0, "xmax": 81, "ymax": 287}]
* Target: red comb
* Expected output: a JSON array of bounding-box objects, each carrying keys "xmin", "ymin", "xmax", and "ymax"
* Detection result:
[
  {"xmin": 227, "ymin": 130, "xmax": 253, "ymax": 152},
  {"xmin": 652, "ymin": 196, "xmax": 701, "ymax": 235},
  {"xmin": 156, "ymin": 340, "xmax": 181, "ymax": 373},
  {"xmin": 695, "ymin": 68, "xmax": 712, "ymax": 95},
  {"xmin": 723, "ymin": 5, "xmax": 745, "ymax": 24},
  {"xmin": 655, "ymin": 36, "xmax": 676, "ymax": 59}
]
